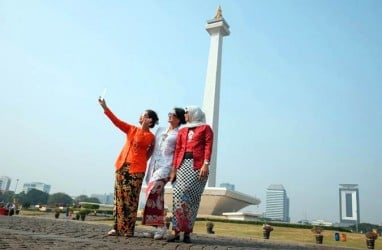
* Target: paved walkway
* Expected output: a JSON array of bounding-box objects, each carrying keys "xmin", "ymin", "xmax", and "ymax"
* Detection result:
[{"xmin": 0, "ymin": 215, "xmax": 359, "ymax": 250}]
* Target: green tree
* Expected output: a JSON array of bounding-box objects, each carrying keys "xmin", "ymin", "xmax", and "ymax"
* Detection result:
[
  {"xmin": 15, "ymin": 191, "xmax": 30, "ymax": 208},
  {"xmin": 74, "ymin": 195, "xmax": 88, "ymax": 203},
  {"xmin": 25, "ymin": 189, "xmax": 49, "ymax": 205},
  {"xmin": 48, "ymin": 192, "xmax": 73, "ymax": 206},
  {"xmin": 86, "ymin": 197, "xmax": 101, "ymax": 203},
  {"xmin": 0, "ymin": 191, "xmax": 15, "ymax": 203},
  {"xmin": 75, "ymin": 195, "xmax": 100, "ymax": 204}
]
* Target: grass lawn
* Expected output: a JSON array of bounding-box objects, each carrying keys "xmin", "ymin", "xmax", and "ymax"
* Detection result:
[
  {"xmin": 188, "ymin": 221, "xmax": 380, "ymax": 250},
  {"xmin": 137, "ymin": 220, "xmax": 379, "ymax": 249}
]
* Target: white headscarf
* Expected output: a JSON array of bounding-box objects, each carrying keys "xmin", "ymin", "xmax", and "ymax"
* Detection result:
[{"xmin": 182, "ymin": 106, "xmax": 206, "ymax": 128}]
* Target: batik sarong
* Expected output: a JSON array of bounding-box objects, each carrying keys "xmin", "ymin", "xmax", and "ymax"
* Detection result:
[
  {"xmin": 113, "ymin": 164, "xmax": 144, "ymax": 236},
  {"xmin": 171, "ymin": 158, "xmax": 207, "ymax": 233},
  {"xmin": 142, "ymin": 177, "xmax": 168, "ymax": 226}
]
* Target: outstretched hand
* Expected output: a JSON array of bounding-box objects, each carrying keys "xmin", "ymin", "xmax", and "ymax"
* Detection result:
[{"xmin": 98, "ymin": 97, "xmax": 108, "ymax": 110}]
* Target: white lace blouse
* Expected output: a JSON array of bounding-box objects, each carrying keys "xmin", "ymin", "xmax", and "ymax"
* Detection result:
[{"xmin": 145, "ymin": 126, "xmax": 179, "ymax": 184}]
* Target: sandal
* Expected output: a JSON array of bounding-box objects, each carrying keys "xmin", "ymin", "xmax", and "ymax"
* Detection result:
[
  {"xmin": 183, "ymin": 234, "xmax": 191, "ymax": 243},
  {"xmin": 166, "ymin": 234, "xmax": 180, "ymax": 242},
  {"xmin": 107, "ymin": 229, "xmax": 117, "ymax": 236}
]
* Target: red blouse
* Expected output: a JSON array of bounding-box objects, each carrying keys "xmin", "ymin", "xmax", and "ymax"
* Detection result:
[
  {"xmin": 172, "ymin": 125, "xmax": 213, "ymax": 170},
  {"xmin": 104, "ymin": 109, "xmax": 155, "ymax": 173}
]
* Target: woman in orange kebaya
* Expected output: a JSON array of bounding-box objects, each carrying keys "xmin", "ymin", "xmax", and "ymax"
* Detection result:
[{"xmin": 98, "ymin": 97, "xmax": 159, "ymax": 237}]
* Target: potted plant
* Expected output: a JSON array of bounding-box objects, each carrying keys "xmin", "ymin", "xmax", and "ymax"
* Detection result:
[
  {"xmin": 78, "ymin": 210, "xmax": 86, "ymax": 221},
  {"xmin": 311, "ymin": 226, "xmax": 323, "ymax": 244},
  {"xmin": 78, "ymin": 209, "xmax": 90, "ymax": 221},
  {"xmin": 54, "ymin": 208, "xmax": 60, "ymax": 219},
  {"xmin": 262, "ymin": 224, "xmax": 273, "ymax": 239},
  {"xmin": 206, "ymin": 221, "xmax": 215, "ymax": 234},
  {"xmin": 365, "ymin": 229, "xmax": 378, "ymax": 249}
]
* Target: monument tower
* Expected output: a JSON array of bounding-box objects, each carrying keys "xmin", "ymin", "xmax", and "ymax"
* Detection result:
[
  {"xmin": 160, "ymin": 7, "xmax": 260, "ymax": 216},
  {"xmin": 203, "ymin": 6, "xmax": 230, "ymax": 187}
]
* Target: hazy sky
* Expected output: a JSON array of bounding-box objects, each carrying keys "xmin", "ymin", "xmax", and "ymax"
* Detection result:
[{"xmin": 1, "ymin": 1, "xmax": 381, "ymax": 225}]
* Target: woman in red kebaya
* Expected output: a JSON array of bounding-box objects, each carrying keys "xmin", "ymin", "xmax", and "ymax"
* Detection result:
[{"xmin": 167, "ymin": 106, "xmax": 213, "ymax": 243}]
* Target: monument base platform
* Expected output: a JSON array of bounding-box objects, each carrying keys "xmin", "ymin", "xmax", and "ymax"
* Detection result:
[
  {"xmin": 222, "ymin": 212, "xmax": 260, "ymax": 221},
  {"xmin": 142, "ymin": 186, "xmax": 260, "ymax": 216}
]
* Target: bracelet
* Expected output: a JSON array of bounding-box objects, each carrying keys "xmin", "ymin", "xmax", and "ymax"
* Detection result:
[{"xmin": 204, "ymin": 160, "xmax": 210, "ymax": 166}]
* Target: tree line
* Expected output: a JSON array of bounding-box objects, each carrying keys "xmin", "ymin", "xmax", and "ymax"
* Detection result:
[{"xmin": 0, "ymin": 188, "xmax": 100, "ymax": 208}]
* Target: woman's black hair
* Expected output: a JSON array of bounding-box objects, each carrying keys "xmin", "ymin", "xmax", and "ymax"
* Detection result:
[
  {"xmin": 145, "ymin": 109, "xmax": 159, "ymax": 128},
  {"xmin": 174, "ymin": 107, "xmax": 186, "ymax": 124}
]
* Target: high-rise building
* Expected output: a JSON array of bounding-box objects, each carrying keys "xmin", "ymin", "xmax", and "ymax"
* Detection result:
[
  {"xmin": 0, "ymin": 176, "xmax": 11, "ymax": 192},
  {"xmin": 339, "ymin": 184, "xmax": 360, "ymax": 226},
  {"xmin": 22, "ymin": 182, "xmax": 51, "ymax": 194},
  {"xmin": 265, "ymin": 184, "xmax": 290, "ymax": 222}
]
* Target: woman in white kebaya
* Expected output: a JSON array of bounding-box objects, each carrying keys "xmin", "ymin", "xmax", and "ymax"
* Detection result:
[{"xmin": 142, "ymin": 108, "xmax": 186, "ymax": 240}]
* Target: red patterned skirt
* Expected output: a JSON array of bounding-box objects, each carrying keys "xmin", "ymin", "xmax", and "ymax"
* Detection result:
[{"xmin": 142, "ymin": 177, "xmax": 168, "ymax": 226}]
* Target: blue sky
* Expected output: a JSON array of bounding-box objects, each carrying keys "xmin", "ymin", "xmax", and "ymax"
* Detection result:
[{"xmin": 1, "ymin": 1, "xmax": 381, "ymax": 224}]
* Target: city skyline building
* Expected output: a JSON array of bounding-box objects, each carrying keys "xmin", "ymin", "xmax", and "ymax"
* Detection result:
[
  {"xmin": 22, "ymin": 182, "xmax": 51, "ymax": 194},
  {"xmin": 265, "ymin": 184, "xmax": 290, "ymax": 222},
  {"xmin": 0, "ymin": 176, "xmax": 11, "ymax": 192},
  {"xmin": 339, "ymin": 184, "xmax": 360, "ymax": 227}
]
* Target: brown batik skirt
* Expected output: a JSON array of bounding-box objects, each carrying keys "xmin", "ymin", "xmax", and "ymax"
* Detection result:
[{"xmin": 113, "ymin": 164, "xmax": 144, "ymax": 236}]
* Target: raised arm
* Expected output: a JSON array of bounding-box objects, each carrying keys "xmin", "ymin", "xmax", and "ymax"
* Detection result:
[{"xmin": 98, "ymin": 97, "xmax": 132, "ymax": 134}]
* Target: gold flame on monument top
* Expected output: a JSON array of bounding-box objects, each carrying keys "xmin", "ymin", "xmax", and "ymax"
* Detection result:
[{"xmin": 214, "ymin": 5, "xmax": 223, "ymax": 19}]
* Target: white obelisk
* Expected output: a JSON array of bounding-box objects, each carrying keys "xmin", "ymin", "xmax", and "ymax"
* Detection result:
[
  {"xmin": 203, "ymin": 6, "xmax": 230, "ymax": 187},
  {"xmin": 161, "ymin": 9, "xmax": 259, "ymax": 215}
]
